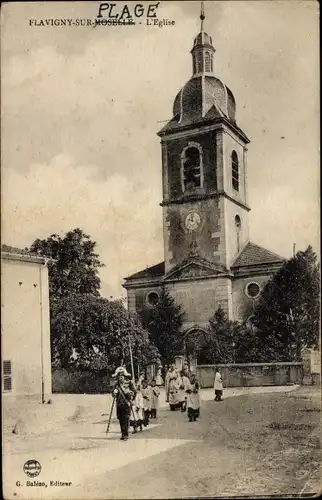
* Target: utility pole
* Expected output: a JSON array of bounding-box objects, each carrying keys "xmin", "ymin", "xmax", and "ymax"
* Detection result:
[
  {"xmin": 128, "ymin": 332, "xmax": 135, "ymax": 384},
  {"xmin": 293, "ymin": 243, "xmax": 296, "ymax": 257},
  {"xmin": 128, "ymin": 312, "xmax": 137, "ymax": 383}
]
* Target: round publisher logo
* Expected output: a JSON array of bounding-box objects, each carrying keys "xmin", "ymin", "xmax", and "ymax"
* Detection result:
[{"xmin": 23, "ymin": 460, "xmax": 42, "ymax": 477}]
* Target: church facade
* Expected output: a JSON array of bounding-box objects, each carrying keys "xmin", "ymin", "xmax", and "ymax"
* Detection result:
[{"xmin": 123, "ymin": 24, "xmax": 285, "ymax": 337}]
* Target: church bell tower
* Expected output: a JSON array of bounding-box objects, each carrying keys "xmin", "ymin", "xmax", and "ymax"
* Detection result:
[{"xmin": 158, "ymin": 4, "xmax": 251, "ymax": 274}]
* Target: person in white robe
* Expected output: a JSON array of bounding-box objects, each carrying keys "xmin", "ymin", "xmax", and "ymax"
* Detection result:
[
  {"xmin": 186, "ymin": 374, "xmax": 201, "ymax": 422},
  {"xmin": 130, "ymin": 387, "xmax": 144, "ymax": 432},
  {"xmin": 155, "ymin": 366, "xmax": 164, "ymax": 387},
  {"xmin": 150, "ymin": 379, "xmax": 160, "ymax": 418},
  {"xmin": 214, "ymin": 368, "xmax": 223, "ymax": 401},
  {"xmin": 141, "ymin": 380, "xmax": 152, "ymax": 426},
  {"xmin": 168, "ymin": 369, "xmax": 180, "ymax": 409},
  {"xmin": 137, "ymin": 372, "xmax": 145, "ymax": 389},
  {"xmin": 177, "ymin": 370, "xmax": 191, "ymax": 412},
  {"xmin": 165, "ymin": 365, "xmax": 174, "ymax": 402}
]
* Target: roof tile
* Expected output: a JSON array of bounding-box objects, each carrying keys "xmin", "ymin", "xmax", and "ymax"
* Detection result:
[{"xmin": 125, "ymin": 262, "xmax": 165, "ymax": 280}]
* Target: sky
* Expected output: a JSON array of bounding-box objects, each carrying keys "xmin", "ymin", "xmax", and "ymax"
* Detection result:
[{"xmin": 1, "ymin": 1, "xmax": 320, "ymax": 299}]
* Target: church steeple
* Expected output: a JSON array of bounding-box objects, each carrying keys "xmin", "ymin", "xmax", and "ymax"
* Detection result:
[{"xmin": 191, "ymin": 2, "xmax": 216, "ymax": 76}]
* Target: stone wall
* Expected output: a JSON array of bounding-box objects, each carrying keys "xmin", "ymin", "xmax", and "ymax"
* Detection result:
[
  {"xmin": 222, "ymin": 129, "xmax": 247, "ymax": 204},
  {"xmin": 52, "ymin": 369, "xmax": 112, "ymax": 394},
  {"xmin": 132, "ymin": 286, "xmax": 163, "ymax": 313},
  {"xmin": 302, "ymin": 348, "xmax": 321, "ymax": 386},
  {"xmin": 165, "ymin": 130, "xmax": 217, "ymax": 200},
  {"xmin": 196, "ymin": 363, "xmax": 304, "ymax": 388},
  {"xmin": 166, "ymin": 277, "xmax": 232, "ymax": 326},
  {"xmin": 231, "ymin": 274, "xmax": 272, "ymax": 321},
  {"xmin": 164, "ymin": 197, "xmax": 224, "ymax": 270},
  {"xmin": 224, "ymin": 196, "xmax": 249, "ymax": 269}
]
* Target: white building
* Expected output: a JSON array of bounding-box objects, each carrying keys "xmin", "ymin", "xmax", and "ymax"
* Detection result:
[{"xmin": 1, "ymin": 245, "xmax": 52, "ymax": 402}]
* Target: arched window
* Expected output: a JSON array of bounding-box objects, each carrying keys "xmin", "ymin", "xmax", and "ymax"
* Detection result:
[
  {"xmin": 205, "ymin": 52, "xmax": 211, "ymax": 72},
  {"xmin": 182, "ymin": 146, "xmax": 202, "ymax": 191},
  {"xmin": 232, "ymin": 151, "xmax": 239, "ymax": 191}
]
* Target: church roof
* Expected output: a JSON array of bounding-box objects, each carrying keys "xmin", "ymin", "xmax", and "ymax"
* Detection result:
[
  {"xmin": 124, "ymin": 262, "xmax": 165, "ymax": 280},
  {"xmin": 172, "ymin": 75, "xmax": 236, "ymax": 126},
  {"xmin": 164, "ymin": 252, "xmax": 227, "ymax": 279},
  {"xmin": 158, "ymin": 111, "xmax": 249, "ymax": 142},
  {"xmin": 124, "ymin": 242, "xmax": 285, "ymax": 283},
  {"xmin": 192, "ymin": 31, "xmax": 214, "ymax": 49},
  {"xmin": 232, "ymin": 242, "xmax": 285, "ymax": 268}
]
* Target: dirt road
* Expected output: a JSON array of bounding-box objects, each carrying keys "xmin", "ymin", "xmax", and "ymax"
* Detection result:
[{"xmin": 3, "ymin": 386, "xmax": 321, "ymax": 499}]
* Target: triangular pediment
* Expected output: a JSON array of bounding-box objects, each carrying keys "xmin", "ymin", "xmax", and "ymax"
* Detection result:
[{"xmin": 163, "ymin": 258, "xmax": 227, "ymax": 282}]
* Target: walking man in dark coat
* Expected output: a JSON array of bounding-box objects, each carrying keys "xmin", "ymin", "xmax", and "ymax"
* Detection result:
[{"xmin": 112, "ymin": 366, "xmax": 136, "ymax": 441}]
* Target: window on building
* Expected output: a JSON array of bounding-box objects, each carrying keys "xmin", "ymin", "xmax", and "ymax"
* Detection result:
[
  {"xmin": 232, "ymin": 151, "xmax": 239, "ymax": 191},
  {"xmin": 235, "ymin": 215, "xmax": 242, "ymax": 252},
  {"xmin": 3, "ymin": 360, "xmax": 12, "ymax": 392},
  {"xmin": 205, "ymin": 52, "xmax": 211, "ymax": 72},
  {"xmin": 146, "ymin": 292, "xmax": 159, "ymax": 307},
  {"xmin": 182, "ymin": 146, "xmax": 201, "ymax": 190},
  {"xmin": 245, "ymin": 282, "xmax": 261, "ymax": 299}
]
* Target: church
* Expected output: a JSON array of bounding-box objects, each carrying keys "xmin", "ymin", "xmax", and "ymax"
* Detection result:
[{"xmin": 123, "ymin": 12, "xmax": 285, "ymax": 337}]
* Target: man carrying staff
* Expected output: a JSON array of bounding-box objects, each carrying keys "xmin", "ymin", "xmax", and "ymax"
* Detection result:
[{"xmin": 112, "ymin": 366, "xmax": 136, "ymax": 441}]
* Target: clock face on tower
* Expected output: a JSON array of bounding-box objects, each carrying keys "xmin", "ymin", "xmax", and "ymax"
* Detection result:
[{"xmin": 185, "ymin": 212, "xmax": 201, "ymax": 230}]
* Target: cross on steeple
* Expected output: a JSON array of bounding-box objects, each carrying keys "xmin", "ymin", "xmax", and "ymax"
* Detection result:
[{"xmin": 191, "ymin": 2, "xmax": 215, "ymax": 76}]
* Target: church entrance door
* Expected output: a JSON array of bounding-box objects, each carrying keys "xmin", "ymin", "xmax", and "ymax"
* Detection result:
[{"xmin": 184, "ymin": 328, "xmax": 209, "ymax": 367}]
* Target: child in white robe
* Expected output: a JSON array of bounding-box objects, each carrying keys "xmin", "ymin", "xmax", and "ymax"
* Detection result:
[
  {"xmin": 130, "ymin": 386, "xmax": 144, "ymax": 432},
  {"xmin": 141, "ymin": 380, "xmax": 152, "ymax": 426},
  {"xmin": 150, "ymin": 379, "xmax": 160, "ymax": 419},
  {"xmin": 186, "ymin": 374, "xmax": 201, "ymax": 422}
]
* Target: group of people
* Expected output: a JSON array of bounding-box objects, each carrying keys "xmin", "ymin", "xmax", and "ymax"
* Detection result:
[
  {"xmin": 111, "ymin": 366, "xmax": 161, "ymax": 441},
  {"xmin": 111, "ymin": 364, "xmax": 224, "ymax": 441},
  {"xmin": 164, "ymin": 364, "xmax": 201, "ymax": 421}
]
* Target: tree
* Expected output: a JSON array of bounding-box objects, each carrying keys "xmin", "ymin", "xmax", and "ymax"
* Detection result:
[
  {"xmin": 187, "ymin": 306, "xmax": 257, "ymax": 364},
  {"xmin": 51, "ymin": 294, "xmax": 159, "ymax": 375},
  {"xmin": 205, "ymin": 307, "xmax": 236, "ymax": 363},
  {"xmin": 139, "ymin": 288, "xmax": 184, "ymax": 366},
  {"xmin": 28, "ymin": 228, "xmax": 159, "ymax": 374},
  {"xmin": 252, "ymin": 246, "xmax": 320, "ymax": 361},
  {"xmin": 28, "ymin": 228, "xmax": 103, "ymax": 299}
]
